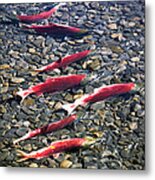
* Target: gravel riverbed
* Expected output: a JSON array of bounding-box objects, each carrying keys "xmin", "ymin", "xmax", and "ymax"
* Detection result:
[{"xmin": 0, "ymin": 1, "xmax": 145, "ymax": 169}]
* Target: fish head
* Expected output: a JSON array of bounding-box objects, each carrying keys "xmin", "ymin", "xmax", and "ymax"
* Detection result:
[
  {"xmin": 129, "ymin": 82, "xmax": 135, "ymax": 90},
  {"xmin": 82, "ymin": 136, "xmax": 96, "ymax": 147},
  {"xmin": 78, "ymin": 29, "xmax": 89, "ymax": 35}
]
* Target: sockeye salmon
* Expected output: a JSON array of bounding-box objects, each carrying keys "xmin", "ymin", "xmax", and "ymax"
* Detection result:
[
  {"xmin": 16, "ymin": 74, "xmax": 86, "ymax": 102},
  {"xmin": 17, "ymin": 137, "xmax": 96, "ymax": 161},
  {"xmin": 35, "ymin": 50, "xmax": 92, "ymax": 73},
  {"xmin": 22, "ymin": 23, "xmax": 88, "ymax": 36},
  {"xmin": 62, "ymin": 83, "xmax": 135, "ymax": 114},
  {"xmin": 13, "ymin": 114, "xmax": 77, "ymax": 144},
  {"xmin": 17, "ymin": 3, "xmax": 65, "ymax": 23}
]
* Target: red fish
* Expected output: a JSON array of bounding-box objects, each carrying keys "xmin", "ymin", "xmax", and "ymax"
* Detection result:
[
  {"xmin": 16, "ymin": 74, "xmax": 86, "ymax": 102},
  {"xmin": 17, "ymin": 3, "xmax": 65, "ymax": 23},
  {"xmin": 22, "ymin": 23, "xmax": 88, "ymax": 36},
  {"xmin": 62, "ymin": 83, "xmax": 135, "ymax": 114},
  {"xmin": 13, "ymin": 114, "xmax": 77, "ymax": 144},
  {"xmin": 35, "ymin": 50, "xmax": 92, "ymax": 73},
  {"xmin": 16, "ymin": 137, "xmax": 96, "ymax": 161}
]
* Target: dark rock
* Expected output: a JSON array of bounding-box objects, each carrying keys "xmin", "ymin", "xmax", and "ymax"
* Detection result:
[{"xmin": 16, "ymin": 127, "xmax": 28, "ymax": 137}]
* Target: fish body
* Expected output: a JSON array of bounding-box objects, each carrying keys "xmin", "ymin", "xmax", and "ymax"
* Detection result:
[
  {"xmin": 35, "ymin": 50, "xmax": 92, "ymax": 73},
  {"xmin": 62, "ymin": 83, "xmax": 135, "ymax": 114},
  {"xmin": 23, "ymin": 23, "xmax": 88, "ymax": 35},
  {"xmin": 17, "ymin": 3, "xmax": 65, "ymax": 23},
  {"xmin": 16, "ymin": 74, "xmax": 86, "ymax": 101},
  {"xmin": 17, "ymin": 137, "xmax": 95, "ymax": 161},
  {"xmin": 13, "ymin": 114, "xmax": 77, "ymax": 144}
]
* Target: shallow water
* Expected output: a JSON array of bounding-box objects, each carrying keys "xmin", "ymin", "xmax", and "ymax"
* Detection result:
[{"xmin": 0, "ymin": 1, "xmax": 145, "ymax": 169}]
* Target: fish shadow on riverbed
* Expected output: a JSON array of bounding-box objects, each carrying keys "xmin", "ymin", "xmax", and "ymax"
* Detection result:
[
  {"xmin": 0, "ymin": 13, "xmax": 22, "ymax": 27},
  {"xmin": 116, "ymin": 91, "xmax": 136, "ymax": 100},
  {"xmin": 0, "ymin": 18, "xmax": 20, "ymax": 27},
  {"xmin": 20, "ymin": 28, "xmax": 90, "ymax": 40},
  {"xmin": 0, "ymin": 95, "xmax": 21, "ymax": 105}
]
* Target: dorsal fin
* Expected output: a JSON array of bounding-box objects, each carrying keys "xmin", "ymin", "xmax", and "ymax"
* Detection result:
[{"xmin": 57, "ymin": 58, "xmax": 62, "ymax": 64}]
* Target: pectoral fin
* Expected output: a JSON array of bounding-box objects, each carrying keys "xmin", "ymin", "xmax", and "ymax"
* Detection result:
[
  {"xmin": 52, "ymin": 153, "xmax": 60, "ymax": 159},
  {"xmin": 35, "ymin": 91, "xmax": 43, "ymax": 96}
]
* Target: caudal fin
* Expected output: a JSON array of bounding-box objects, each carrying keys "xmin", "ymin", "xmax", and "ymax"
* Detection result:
[
  {"xmin": 16, "ymin": 150, "xmax": 29, "ymax": 162},
  {"xmin": 34, "ymin": 67, "xmax": 46, "ymax": 73},
  {"xmin": 16, "ymin": 89, "xmax": 31, "ymax": 102},
  {"xmin": 21, "ymin": 24, "xmax": 31, "ymax": 29},
  {"xmin": 55, "ymin": 2, "xmax": 66, "ymax": 9},
  {"xmin": 61, "ymin": 103, "xmax": 77, "ymax": 115},
  {"xmin": 13, "ymin": 133, "xmax": 29, "ymax": 145},
  {"xmin": 62, "ymin": 95, "xmax": 87, "ymax": 114},
  {"xmin": 13, "ymin": 137, "xmax": 23, "ymax": 145},
  {"xmin": 34, "ymin": 69, "xmax": 43, "ymax": 73}
]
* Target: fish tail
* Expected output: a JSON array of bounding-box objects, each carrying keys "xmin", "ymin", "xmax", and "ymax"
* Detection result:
[
  {"xmin": 16, "ymin": 88, "xmax": 32, "ymax": 102},
  {"xmin": 61, "ymin": 103, "xmax": 77, "ymax": 115},
  {"xmin": 55, "ymin": 2, "xmax": 66, "ymax": 9},
  {"xmin": 62, "ymin": 99, "xmax": 84, "ymax": 114},
  {"xmin": 13, "ymin": 137, "xmax": 23, "ymax": 145},
  {"xmin": 34, "ymin": 69, "xmax": 43, "ymax": 73},
  {"xmin": 29, "ymin": 70, "xmax": 39, "ymax": 76},
  {"xmin": 13, "ymin": 133, "xmax": 29, "ymax": 145},
  {"xmin": 21, "ymin": 24, "xmax": 31, "ymax": 29},
  {"xmin": 16, "ymin": 150, "xmax": 29, "ymax": 162},
  {"xmin": 34, "ymin": 67, "xmax": 45, "ymax": 73}
]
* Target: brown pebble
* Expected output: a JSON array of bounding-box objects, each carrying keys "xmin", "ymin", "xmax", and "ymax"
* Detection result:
[
  {"xmin": 107, "ymin": 23, "xmax": 117, "ymax": 30},
  {"xmin": 11, "ymin": 77, "xmax": 25, "ymax": 84},
  {"xmin": 60, "ymin": 159, "xmax": 73, "ymax": 168},
  {"xmin": 111, "ymin": 33, "xmax": 123, "ymax": 41},
  {"xmin": 0, "ymin": 64, "xmax": 10, "ymax": 70},
  {"xmin": 129, "ymin": 122, "xmax": 138, "ymax": 130}
]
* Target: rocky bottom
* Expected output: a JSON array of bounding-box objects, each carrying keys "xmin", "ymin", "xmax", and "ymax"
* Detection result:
[{"xmin": 0, "ymin": 1, "xmax": 145, "ymax": 169}]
